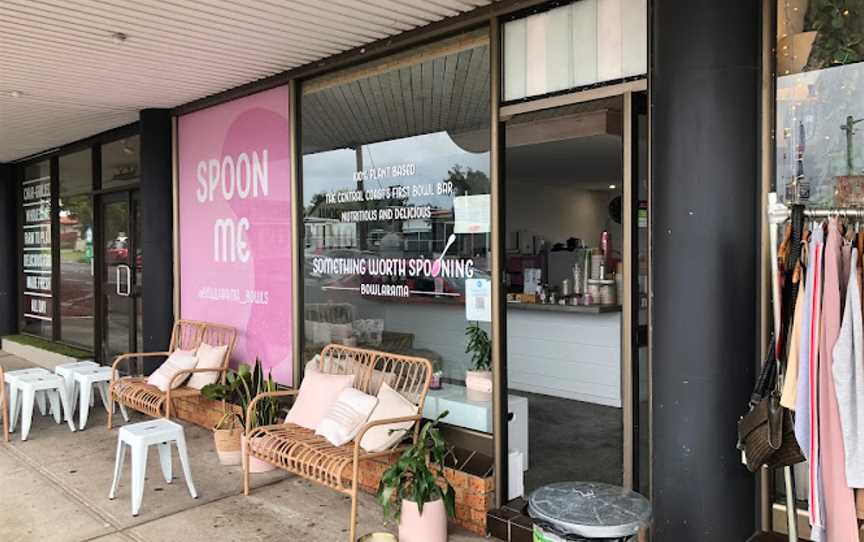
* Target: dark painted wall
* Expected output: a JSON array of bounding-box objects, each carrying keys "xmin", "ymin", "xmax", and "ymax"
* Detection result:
[
  {"xmin": 651, "ymin": 1, "xmax": 759, "ymax": 540},
  {"xmin": 139, "ymin": 109, "xmax": 174, "ymax": 358},
  {"xmin": 0, "ymin": 164, "xmax": 17, "ymax": 335}
]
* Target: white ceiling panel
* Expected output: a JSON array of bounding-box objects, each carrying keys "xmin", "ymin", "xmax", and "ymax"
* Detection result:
[{"xmin": 0, "ymin": 0, "xmax": 492, "ymax": 162}]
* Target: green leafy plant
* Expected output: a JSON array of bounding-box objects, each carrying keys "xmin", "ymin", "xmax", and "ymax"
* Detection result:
[
  {"xmin": 805, "ymin": 0, "xmax": 864, "ymax": 69},
  {"xmin": 465, "ymin": 323, "xmax": 491, "ymax": 372},
  {"xmin": 376, "ymin": 413, "xmax": 456, "ymax": 522},
  {"xmin": 201, "ymin": 358, "xmax": 279, "ymax": 432}
]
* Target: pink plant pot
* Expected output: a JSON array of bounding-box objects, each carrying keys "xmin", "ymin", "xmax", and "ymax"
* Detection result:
[
  {"xmin": 398, "ymin": 499, "xmax": 447, "ymax": 542},
  {"xmin": 241, "ymin": 435, "xmax": 277, "ymax": 473}
]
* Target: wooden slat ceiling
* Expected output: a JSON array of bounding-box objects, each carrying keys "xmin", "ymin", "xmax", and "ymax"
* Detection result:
[
  {"xmin": 0, "ymin": 0, "xmax": 492, "ymax": 162},
  {"xmin": 302, "ymin": 32, "xmax": 490, "ymax": 154}
]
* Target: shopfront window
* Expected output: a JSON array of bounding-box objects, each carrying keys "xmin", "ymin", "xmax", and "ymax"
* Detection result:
[
  {"xmin": 776, "ymin": 1, "xmax": 864, "ymax": 203},
  {"xmin": 101, "ymin": 136, "xmax": 140, "ymax": 188},
  {"xmin": 58, "ymin": 150, "xmax": 94, "ymax": 349},
  {"xmin": 21, "ymin": 160, "xmax": 53, "ymax": 338},
  {"xmin": 301, "ymin": 31, "xmax": 492, "ymax": 433}
]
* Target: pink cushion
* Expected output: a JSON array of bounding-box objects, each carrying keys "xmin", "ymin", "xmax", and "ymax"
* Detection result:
[{"xmin": 284, "ymin": 370, "xmax": 356, "ymax": 430}]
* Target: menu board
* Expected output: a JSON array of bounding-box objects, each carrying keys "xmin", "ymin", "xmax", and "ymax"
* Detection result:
[{"xmin": 21, "ymin": 173, "xmax": 53, "ymax": 326}]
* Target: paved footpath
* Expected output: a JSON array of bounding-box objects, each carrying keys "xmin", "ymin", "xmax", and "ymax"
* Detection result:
[{"xmin": 0, "ymin": 351, "xmax": 483, "ymax": 542}]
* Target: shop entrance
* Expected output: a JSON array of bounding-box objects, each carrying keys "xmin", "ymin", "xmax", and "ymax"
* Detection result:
[
  {"xmin": 98, "ymin": 190, "xmax": 142, "ymax": 363},
  {"xmin": 501, "ymin": 89, "xmax": 648, "ymax": 494}
]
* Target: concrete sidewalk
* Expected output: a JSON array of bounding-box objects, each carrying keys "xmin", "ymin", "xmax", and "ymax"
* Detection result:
[{"xmin": 0, "ymin": 353, "xmax": 485, "ymax": 542}]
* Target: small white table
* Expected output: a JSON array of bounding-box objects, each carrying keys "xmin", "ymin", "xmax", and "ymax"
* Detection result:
[
  {"xmin": 423, "ymin": 384, "xmax": 529, "ymax": 469},
  {"xmin": 72, "ymin": 366, "xmax": 114, "ymax": 430},
  {"xmin": 109, "ymin": 419, "xmax": 198, "ymax": 516}
]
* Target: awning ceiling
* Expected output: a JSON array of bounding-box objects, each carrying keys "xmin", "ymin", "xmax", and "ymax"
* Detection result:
[
  {"xmin": 0, "ymin": 0, "xmax": 492, "ymax": 162},
  {"xmin": 301, "ymin": 32, "xmax": 491, "ymax": 155}
]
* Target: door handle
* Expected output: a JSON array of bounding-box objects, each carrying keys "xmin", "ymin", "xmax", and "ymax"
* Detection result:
[{"xmin": 117, "ymin": 264, "xmax": 132, "ymax": 297}]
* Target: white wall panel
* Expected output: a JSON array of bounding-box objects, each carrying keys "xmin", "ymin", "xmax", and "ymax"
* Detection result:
[
  {"xmin": 596, "ymin": 0, "xmax": 624, "ymax": 81},
  {"xmin": 503, "ymin": 0, "xmax": 646, "ymax": 101},
  {"xmin": 571, "ymin": 0, "xmax": 599, "ymax": 87},
  {"xmin": 622, "ymin": 0, "xmax": 648, "ymax": 77}
]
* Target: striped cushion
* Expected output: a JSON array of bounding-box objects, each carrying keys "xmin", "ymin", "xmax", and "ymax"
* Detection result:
[{"xmin": 315, "ymin": 388, "xmax": 378, "ymax": 446}]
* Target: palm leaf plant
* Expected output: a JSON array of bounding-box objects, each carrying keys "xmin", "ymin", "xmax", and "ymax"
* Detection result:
[
  {"xmin": 376, "ymin": 412, "xmax": 456, "ymax": 522},
  {"xmin": 202, "ymin": 358, "xmax": 279, "ymax": 432}
]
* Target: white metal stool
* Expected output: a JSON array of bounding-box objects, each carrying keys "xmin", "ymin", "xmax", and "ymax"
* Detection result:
[
  {"xmin": 54, "ymin": 361, "xmax": 99, "ymax": 421},
  {"xmin": 72, "ymin": 366, "xmax": 114, "ymax": 430},
  {"xmin": 109, "ymin": 419, "xmax": 198, "ymax": 516},
  {"xmin": 5, "ymin": 367, "xmax": 55, "ymax": 432},
  {"xmin": 11, "ymin": 373, "xmax": 77, "ymax": 440}
]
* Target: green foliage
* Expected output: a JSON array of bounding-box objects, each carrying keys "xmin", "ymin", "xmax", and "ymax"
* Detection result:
[
  {"xmin": 201, "ymin": 358, "xmax": 278, "ymax": 432},
  {"xmin": 805, "ymin": 0, "xmax": 864, "ymax": 69},
  {"xmin": 465, "ymin": 323, "xmax": 491, "ymax": 372},
  {"xmin": 376, "ymin": 413, "xmax": 456, "ymax": 522}
]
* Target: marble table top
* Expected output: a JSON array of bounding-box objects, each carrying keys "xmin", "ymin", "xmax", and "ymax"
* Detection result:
[{"xmin": 528, "ymin": 481, "xmax": 651, "ymax": 539}]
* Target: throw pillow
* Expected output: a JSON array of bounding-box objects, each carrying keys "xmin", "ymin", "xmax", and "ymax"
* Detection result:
[
  {"xmin": 315, "ymin": 388, "xmax": 378, "ymax": 446},
  {"xmin": 360, "ymin": 381, "xmax": 418, "ymax": 453},
  {"xmin": 187, "ymin": 343, "xmax": 229, "ymax": 390},
  {"xmin": 284, "ymin": 370, "xmax": 356, "ymax": 430},
  {"xmin": 146, "ymin": 348, "xmax": 199, "ymax": 392}
]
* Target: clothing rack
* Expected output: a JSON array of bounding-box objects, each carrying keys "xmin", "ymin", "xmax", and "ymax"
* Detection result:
[
  {"xmin": 766, "ymin": 192, "xmax": 806, "ymax": 542},
  {"xmin": 767, "ymin": 193, "xmax": 864, "ymax": 540}
]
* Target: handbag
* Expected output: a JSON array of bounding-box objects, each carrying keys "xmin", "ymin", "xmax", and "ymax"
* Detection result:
[{"xmin": 737, "ymin": 335, "xmax": 805, "ymax": 472}]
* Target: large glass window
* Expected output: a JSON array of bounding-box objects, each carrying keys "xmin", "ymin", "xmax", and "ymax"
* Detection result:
[
  {"xmin": 21, "ymin": 160, "xmax": 53, "ymax": 338},
  {"xmin": 301, "ymin": 31, "xmax": 492, "ymax": 433},
  {"xmin": 58, "ymin": 150, "xmax": 94, "ymax": 349},
  {"xmin": 776, "ymin": 1, "xmax": 864, "ymax": 204}
]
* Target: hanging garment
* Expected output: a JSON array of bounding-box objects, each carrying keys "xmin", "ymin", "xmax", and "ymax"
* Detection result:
[
  {"xmin": 781, "ymin": 261, "xmax": 806, "ymax": 409},
  {"xmin": 809, "ymin": 223, "xmax": 828, "ymax": 541},
  {"xmin": 796, "ymin": 226, "xmax": 822, "ymax": 457},
  {"xmin": 833, "ymin": 247, "xmax": 864, "ymax": 488},
  {"xmin": 815, "ymin": 220, "xmax": 858, "ymax": 542}
]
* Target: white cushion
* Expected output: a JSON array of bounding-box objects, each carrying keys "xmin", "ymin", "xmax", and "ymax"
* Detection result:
[
  {"xmin": 187, "ymin": 343, "xmax": 228, "ymax": 390},
  {"xmin": 315, "ymin": 388, "xmax": 378, "ymax": 446},
  {"xmin": 284, "ymin": 370, "xmax": 356, "ymax": 430},
  {"xmin": 146, "ymin": 349, "xmax": 198, "ymax": 392},
  {"xmin": 360, "ymin": 381, "xmax": 418, "ymax": 453}
]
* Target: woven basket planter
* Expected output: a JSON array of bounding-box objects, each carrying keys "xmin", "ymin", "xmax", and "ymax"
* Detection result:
[{"xmin": 214, "ymin": 426, "xmax": 242, "ymax": 466}]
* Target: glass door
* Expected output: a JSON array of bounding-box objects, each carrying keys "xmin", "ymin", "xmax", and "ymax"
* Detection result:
[{"xmin": 99, "ymin": 191, "xmax": 141, "ymax": 363}]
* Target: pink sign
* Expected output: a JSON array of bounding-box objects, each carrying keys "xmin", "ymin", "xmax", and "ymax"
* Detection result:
[{"xmin": 178, "ymin": 86, "xmax": 293, "ymax": 385}]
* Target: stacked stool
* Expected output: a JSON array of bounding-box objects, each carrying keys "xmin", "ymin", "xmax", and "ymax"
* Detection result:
[
  {"xmin": 109, "ymin": 418, "xmax": 197, "ymax": 516},
  {"xmin": 55, "ymin": 360, "xmax": 98, "ymax": 421},
  {"xmin": 8, "ymin": 372, "xmax": 76, "ymax": 440},
  {"xmin": 72, "ymin": 365, "xmax": 116, "ymax": 430},
  {"xmin": 5, "ymin": 367, "xmax": 53, "ymax": 426}
]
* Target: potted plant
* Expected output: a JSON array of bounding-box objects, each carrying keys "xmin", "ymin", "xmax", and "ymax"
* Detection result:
[
  {"xmin": 377, "ymin": 413, "xmax": 455, "ymax": 542},
  {"xmin": 202, "ymin": 359, "xmax": 279, "ymax": 472},
  {"xmin": 464, "ymin": 322, "xmax": 492, "ymax": 400}
]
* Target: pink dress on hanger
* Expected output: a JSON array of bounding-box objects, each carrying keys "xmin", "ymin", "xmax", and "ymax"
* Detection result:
[{"xmin": 817, "ymin": 220, "xmax": 858, "ymax": 542}]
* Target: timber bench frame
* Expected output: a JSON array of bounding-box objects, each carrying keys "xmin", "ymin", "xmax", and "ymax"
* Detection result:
[
  {"xmin": 244, "ymin": 344, "xmax": 432, "ymax": 541},
  {"xmin": 108, "ymin": 320, "xmax": 237, "ymax": 429}
]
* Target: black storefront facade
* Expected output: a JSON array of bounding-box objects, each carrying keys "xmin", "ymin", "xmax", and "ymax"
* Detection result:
[{"xmin": 1, "ymin": 1, "xmax": 827, "ymax": 540}]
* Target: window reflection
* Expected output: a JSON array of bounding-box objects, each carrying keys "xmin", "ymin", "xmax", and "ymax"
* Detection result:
[
  {"xmin": 776, "ymin": 1, "xmax": 864, "ymax": 205},
  {"xmin": 58, "ymin": 150, "xmax": 94, "ymax": 349},
  {"xmin": 301, "ymin": 34, "xmax": 493, "ymax": 433}
]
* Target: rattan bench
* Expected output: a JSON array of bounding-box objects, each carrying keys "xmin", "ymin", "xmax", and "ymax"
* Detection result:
[
  {"xmin": 244, "ymin": 344, "xmax": 432, "ymax": 541},
  {"xmin": 108, "ymin": 320, "xmax": 237, "ymax": 429}
]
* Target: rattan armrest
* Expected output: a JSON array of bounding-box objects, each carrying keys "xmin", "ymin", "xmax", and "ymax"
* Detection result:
[
  {"xmin": 352, "ymin": 414, "xmax": 423, "ymax": 461},
  {"xmin": 246, "ymin": 389, "xmax": 299, "ymax": 435},
  {"xmin": 111, "ymin": 352, "xmax": 172, "ymax": 382}
]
